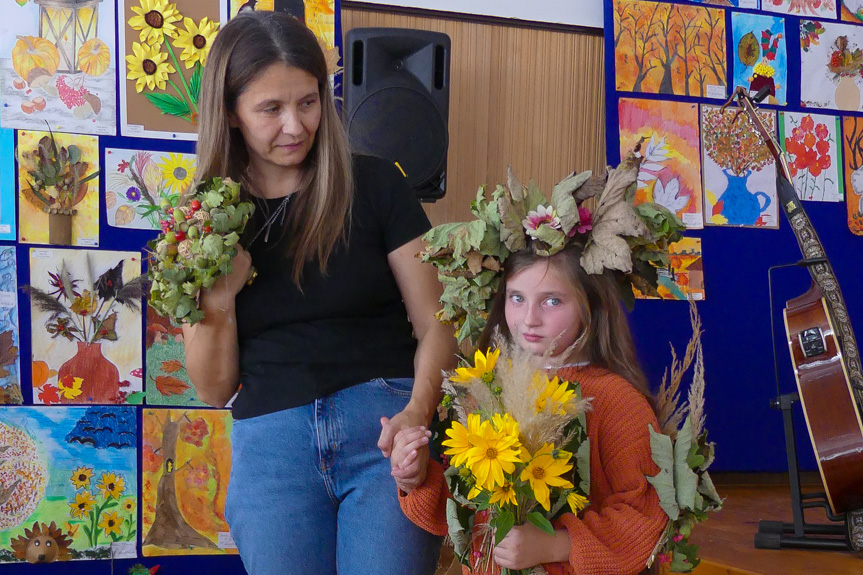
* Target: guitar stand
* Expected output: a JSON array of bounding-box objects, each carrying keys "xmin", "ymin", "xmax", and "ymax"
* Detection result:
[{"xmin": 754, "ymin": 393, "xmax": 852, "ymax": 552}]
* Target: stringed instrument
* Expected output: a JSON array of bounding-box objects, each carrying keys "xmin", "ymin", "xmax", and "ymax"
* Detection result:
[{"xmin": 727, "ymin": 86, "xmax": 863, "ymax": 516}]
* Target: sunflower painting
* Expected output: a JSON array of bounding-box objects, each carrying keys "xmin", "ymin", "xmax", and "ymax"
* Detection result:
[
  {"xmin": 105, "ymin": 148, "xmax": 197, "ymax": 230},
  {"xmin": 119, "ymin": 0, "xmax": 226, "ymax": 140},
  {"xmin": 0, "ymin": 407, "xmax": 137, "ymax": 563}
]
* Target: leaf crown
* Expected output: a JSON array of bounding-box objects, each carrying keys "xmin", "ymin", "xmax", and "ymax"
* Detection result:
[{"xmin": 421, "ymin": 144, "xmax": 686, "ymax": 346}]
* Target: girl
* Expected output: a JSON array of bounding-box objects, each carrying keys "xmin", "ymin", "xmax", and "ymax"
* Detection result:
[
  {"xmin": 185, "ymin": 11, "xmax": 456, "ymax": 575},
  {"xmin": 392, "ymin": 243, "xmax": 667, "ymax": 575}
]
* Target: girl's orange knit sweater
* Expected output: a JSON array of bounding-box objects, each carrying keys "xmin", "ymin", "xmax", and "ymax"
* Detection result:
[{"xmin": 399, "ymin": 364, "xmax": 668, "ymax": 575}]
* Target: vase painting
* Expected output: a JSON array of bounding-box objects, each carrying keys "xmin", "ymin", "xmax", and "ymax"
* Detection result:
[
  {"xmin": 701, "ymin": 105, "xmax": 779, "ymax": 228},
  {"xmin": 28, "ymin": 249, "xmax": 144, "ymax": 405}
]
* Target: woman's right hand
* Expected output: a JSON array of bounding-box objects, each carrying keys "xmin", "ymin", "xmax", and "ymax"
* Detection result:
[{"xmin": 199, "ymin": 246, "xmax": 253, "ymax": 311}]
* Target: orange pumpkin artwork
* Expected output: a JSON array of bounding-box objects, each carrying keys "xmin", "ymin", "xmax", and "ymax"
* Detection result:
[{"xmin": 0, "ymin": 1, "xmax": 117, "ymax": 135}]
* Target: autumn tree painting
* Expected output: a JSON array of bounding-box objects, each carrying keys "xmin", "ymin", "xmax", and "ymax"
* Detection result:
[
  {"xmin": 141, "ymin": 409, "xmax": 234, "ymax": 556},
  {"xmin": 841, "ymin": 117, "xmax": 863, "ymax": 235},
  {"xmin": 614, "ymin": 0, "xmax": 727, "ymax": 97}
]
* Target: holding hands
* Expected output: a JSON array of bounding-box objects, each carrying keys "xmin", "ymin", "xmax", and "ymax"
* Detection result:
[{"xmin": 387, "ymin": 425, "xmax": 432, "ymax": 493}]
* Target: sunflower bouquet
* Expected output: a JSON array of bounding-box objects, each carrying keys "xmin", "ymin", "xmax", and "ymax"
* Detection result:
[
  {"xmin": 147, "ymin": 177, "xmax": 254, "ymax": 325},
  {"xmin": 438, "ymin": 341, "xmax": 591, "ymax": 575}
]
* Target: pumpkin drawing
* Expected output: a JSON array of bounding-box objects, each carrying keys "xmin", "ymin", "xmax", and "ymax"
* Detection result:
[
  {"xmin": 77, "ymin": 38, "xmax": 111, "ymax": 77},
  {"xmin": 12, "ymin": 36, "xmax": 60, "ymax": 83}
]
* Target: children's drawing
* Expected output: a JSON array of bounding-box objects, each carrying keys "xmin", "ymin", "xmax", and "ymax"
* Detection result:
[
  {"xmin": 146, "ymin": 303, "xmax": 206, "ymax": 406},
  {"xmin": 119, "ymin": 0, "xmax": 227, "ymax": 140},
  {"xmin": 17, "ymin": 130, "xmax": 99, "ymax": 247},
  {"xmin": 27, "ymin": 249, "xmax": 145, "ymax": 405},
  {"xmin": 618, "ymin": 98, "xmax": 703, "ymax": 229},
  {"xmin": 0, "ymin": 406, "xmax": 137, "ymax": 562},
  {"xmin": 106, "ymin": 149, "xmax": 197, "ymax": 230},
  {"xmin": 228, "ymin": 1, "xmax": 341, "ymax": 87},
  {"xmin": 693, "ymin": 0, "xmax": 759, "ymax": 6},
  {"xmin": 0, "ymin": 130, "xmax": 16, "ymax": 241},
  {"xmin": 0, "ymin": 0, "xmax": 117, "ymax": 135},
  {"xmin": 800, "ymin": 20, "xmax": 863, "ymax": 112},
  {"xmin": 764, "ymin": 0, "xmax": 836, "ymax": 17},
  {"xmin": 843, "ymin": 0, "xmax": 863, "ymax": 22},
  {"xmin": 701, "ymin": 105, "xmax": 778, "ymax": 228},
  {"xmin": 614, "ymin": 0, "xmax": 726, "ymax": 98},
  {"xmin": 0, "ymin": 248, "xmax": 20, "ymax": 405},
  {"xmin": 141, "ymin": 408, "xmax": 235, "ymax": 555},
  {"xmin": 780, "ymin": 112, "xmax": 843, "ymax": 202},
  {"xmin": 733, "ymin": 13, "xmax": 787, "ymax": 106},
  {"xmin": 634, "ymin": 237, "xmax": 704, "ymax": 301},
  {"xmin": 842, "ymin": 116, "xmax": 863, "ymax": 235}
]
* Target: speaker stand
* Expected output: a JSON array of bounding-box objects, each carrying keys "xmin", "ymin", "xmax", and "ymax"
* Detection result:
[{"xmin": 754, "ymin": 393, "xmax": 851, "ymax": 551}]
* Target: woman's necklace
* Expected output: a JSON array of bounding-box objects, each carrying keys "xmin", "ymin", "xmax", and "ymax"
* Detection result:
[
  {"xmin": 242, "ymin": 171, "xmax": 296, "ymax": 246},
  {"xmin": 249, "ymin": 194, "xmax": 292, "ymax": 246}
]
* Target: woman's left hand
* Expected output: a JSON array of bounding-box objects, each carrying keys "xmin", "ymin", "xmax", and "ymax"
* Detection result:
[
  {"xmin": 378, "ymin": 407, "xmax": 427, "ymax": 457},
  {"xmin": 493, "ymin": 524, "xmax": 571, "ymax": 570}
]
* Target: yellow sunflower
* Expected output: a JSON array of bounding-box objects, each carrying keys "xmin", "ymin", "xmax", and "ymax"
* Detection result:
[
  {"xmin": 489, "ymin": 481, "xmax": 518, "ymax": 507},
  {"xmin": 451, "ymin": 348, "xmax": 500, "ymax": 384},
  {"xmin": 567, "ymin": 491, "xmax": 589, "ymax": 513},
  {"xmin": 99, "ymin": 510, "xmax": 123, "ymax": 537},
  {"xmin": 442, "ymin": 412, "xmax": 483, "ymax": 468},
  {"xmin": 520, "ymin": 443, "xmax": 574, "ymax": 511},
  {"xmin": 69, "ymin": 491, "xmax": 96, "ymax": 518},
  {"xmin": 535, "ymin": 375, "xmax": 575, "ymax": 415},
  {"xmin": 129, "ymin": 0, "xmax": 182, "ymax": 45},
  {"xmin": 173, "ymin": 17, "xmax": 219, "ymax": 68},
  {"xmin": 97, "ymin": 472, "xmax": 126, "ymax": 500},
  {"xmin": 126, "ymin": 42, "xmax": 175, "ymax": 93},
  {"xmin": 158, "ymin": 152, "xmax": 196, "ymax": 193},
  {"xmin": 122, "ymin": 498, "xmax": 136, "ymax": 513},
  {"xmin": 464, "ymin": 420, "xmax": 522, "ymax": 491},
  {"xmin": 70, "ymin": 466, "xmax": 94, "ymax": 489}
]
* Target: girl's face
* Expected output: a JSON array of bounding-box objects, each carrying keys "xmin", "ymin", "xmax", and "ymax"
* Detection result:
[
  {"xmin": 229, "ymin": 62, "xmax": 321, "ymax": 184},
  {"xmin": 504, "ymin": 260, "xmax": 583, "ymax": 359}
]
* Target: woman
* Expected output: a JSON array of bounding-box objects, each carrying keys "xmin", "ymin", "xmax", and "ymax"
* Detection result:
[{"xmin": 186, "ymin": 11, "xmax": 455, "ymax": 575}]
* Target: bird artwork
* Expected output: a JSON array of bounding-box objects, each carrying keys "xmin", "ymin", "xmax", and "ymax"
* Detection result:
[{"xmin": 237, "ymin": 0, "xmax": 258, "ymax": 13}]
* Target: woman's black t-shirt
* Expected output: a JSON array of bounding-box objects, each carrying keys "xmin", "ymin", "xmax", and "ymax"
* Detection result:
[{"xmin": 232, "ymin": 155, "xmax": 431, "ymax": 419}]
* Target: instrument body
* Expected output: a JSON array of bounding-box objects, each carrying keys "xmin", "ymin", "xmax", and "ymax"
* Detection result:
[{"xmin": 729, "ymin": 87, "xmax": 863, "ymax": 514}]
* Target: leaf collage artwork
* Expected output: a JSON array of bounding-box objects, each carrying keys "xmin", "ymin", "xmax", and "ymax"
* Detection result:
[
  {"xmin": 28, "ymin": 249, "xmax": 144, "ymax": 406},
  {"xmin": 16, "ymin": 130, "xmax": 100, "ymax": 247}
]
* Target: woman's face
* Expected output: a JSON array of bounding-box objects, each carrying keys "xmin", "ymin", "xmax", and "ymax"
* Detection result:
[
  {"xmin": 230, "ymin": 62, "xmax": 321, "ymax": 181},
  {"xmin": 504, "ymin": 260, "xmax": 583, "ymax": 359}
]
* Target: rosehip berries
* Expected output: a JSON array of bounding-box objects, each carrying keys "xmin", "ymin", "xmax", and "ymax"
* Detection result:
[{"xmin": 190, "ymin": 199, "xmax": 202, "ymax": 211}]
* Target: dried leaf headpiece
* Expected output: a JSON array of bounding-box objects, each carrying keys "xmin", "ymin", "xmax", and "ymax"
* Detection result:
[{"xmin": 421, "ymin": 144, "xmax": 685, "ymax": 346}]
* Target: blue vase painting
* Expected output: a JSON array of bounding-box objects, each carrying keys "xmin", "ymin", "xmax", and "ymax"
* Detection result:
[{"xmin": 717, "ymin": 169, "xmax": 772, "ymax": 226}]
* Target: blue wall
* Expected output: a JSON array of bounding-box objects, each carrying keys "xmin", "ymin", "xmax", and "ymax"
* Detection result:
[{"xmin": 603, "ymin": 0, "xmax": 863, "ymax": 473}]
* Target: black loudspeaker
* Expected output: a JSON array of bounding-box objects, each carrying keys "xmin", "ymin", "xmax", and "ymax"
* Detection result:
[{"xmin": 344, "ymin": 28, "xmax": 451, "ymax": 202}]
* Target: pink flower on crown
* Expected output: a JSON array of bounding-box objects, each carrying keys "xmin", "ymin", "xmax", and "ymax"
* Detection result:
[
  {"xmin": 569, "ymin": 206, "xmax": 593, "ymax": 236},
  {"xmin": 523, "ymin": 205, "xmax": 560, "ymax": 234}
]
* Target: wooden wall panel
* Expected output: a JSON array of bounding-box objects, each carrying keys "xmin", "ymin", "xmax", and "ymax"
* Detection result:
[{"xmin": 342, "ymin": 8, "xmax": 606, "ymax": 225}]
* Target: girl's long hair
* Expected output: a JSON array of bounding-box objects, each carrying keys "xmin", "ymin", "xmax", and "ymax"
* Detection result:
[
  {"xmin": 477, "ymin": 243, "xmax": 651, "ymax": 399},
  {"xmin": 196, "ymin": 11, "xmax": 353, "ymax": 286}
]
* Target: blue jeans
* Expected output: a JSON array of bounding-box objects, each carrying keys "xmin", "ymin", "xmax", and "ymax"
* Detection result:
[{"xmin": 226, "ymin": 378, "xmax": 443, "ymax": 575}]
